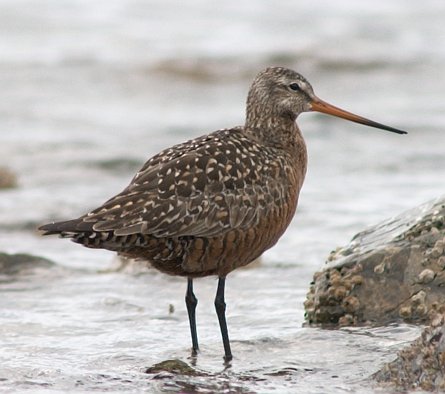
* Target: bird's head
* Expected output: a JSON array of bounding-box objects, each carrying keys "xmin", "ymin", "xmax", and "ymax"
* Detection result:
[{"xmin": 246, "ymin": 67, "xmax": 406, "ymax": 135}]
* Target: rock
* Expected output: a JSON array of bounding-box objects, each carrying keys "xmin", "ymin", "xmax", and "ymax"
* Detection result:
[
  {"xmin": 304, "ymin": 196, "xmax": 445, "ymax": 327},
  {"xmin": 373, "ymin": 311, "xmax": 445, "ymax": 391},
  {"xmin": 145, "ymin": 359, "xmax": 204, "ymax": 376},
  {"xmin": 0, "ymin": 167, "xmax": 17, "ymax": 189},
  {"xmin": 0, "ymin": 252, "xmax": 54, "ymax": 275}
]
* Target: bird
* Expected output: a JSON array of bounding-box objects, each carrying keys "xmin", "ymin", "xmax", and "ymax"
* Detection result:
[{"xmin": 39, "ymin": 67, "xmax": 406, "ymax": 362}]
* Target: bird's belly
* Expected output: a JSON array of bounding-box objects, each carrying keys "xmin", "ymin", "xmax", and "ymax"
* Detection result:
[{"xmin": 180, "ymin": 193, "xmax": 299, "ymax": 277}]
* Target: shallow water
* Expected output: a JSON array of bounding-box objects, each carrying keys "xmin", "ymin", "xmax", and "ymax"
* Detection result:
[{"xmin": 1, "ymin": 0, "xmax": 444, "ymax": 392}]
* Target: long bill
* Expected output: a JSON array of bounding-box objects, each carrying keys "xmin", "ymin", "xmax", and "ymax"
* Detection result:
[{"xmin": 310, "ymin": 98, "xmax": 407, "ymax": 135}]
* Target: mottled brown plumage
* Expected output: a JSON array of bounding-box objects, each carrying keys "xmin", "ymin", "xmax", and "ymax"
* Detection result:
[{"xmin": 39, "ymin": 67, "xmax": 406, "ymax": 361}]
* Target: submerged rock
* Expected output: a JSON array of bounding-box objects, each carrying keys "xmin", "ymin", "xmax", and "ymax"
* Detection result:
[
  {"xmin": 305, "ymin": 196, "xmax": 445, "ymax": 327},
  {"xmin": 145, "ymin": 359, "xmax": 204, "ymax": 377},
  {"xmin": 374, "ymin": 311, "xmax": 445, "ymax": 391},
  {"xmin": 0, "ymin": 252, "xmax": 54, "ymax": 275}
]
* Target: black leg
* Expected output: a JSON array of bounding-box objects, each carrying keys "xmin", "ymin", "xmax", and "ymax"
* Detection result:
[
  {"xmin": 185, "ymin": 278, "xmax": 199, "ymax": 355},
  {"xmin": 215, "ymin": 276, "xmax": 232, "ymax": 362}
]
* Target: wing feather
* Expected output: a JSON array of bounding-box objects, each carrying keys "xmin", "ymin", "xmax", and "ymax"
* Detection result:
[{"xmin": 74, "ymin": 128, "xmax": 285, "ymax": 238}]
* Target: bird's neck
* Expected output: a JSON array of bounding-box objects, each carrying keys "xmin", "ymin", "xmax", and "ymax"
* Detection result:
[
  {"xmin": 244, "ymin": 112, "xmax": 308, "ymax": 205},
  {"xmin": 244, "ymin": 110, "xmax": 302, "ymax": 150}
]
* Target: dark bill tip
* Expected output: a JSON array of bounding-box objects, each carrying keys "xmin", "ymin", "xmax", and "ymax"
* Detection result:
[{"xmin": 310, "ymin": 98, "xmax": 407, "ymax": 135}]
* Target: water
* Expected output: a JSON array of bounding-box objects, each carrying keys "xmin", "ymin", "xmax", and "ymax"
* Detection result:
[{"xmin": 1, "ymin": 0, "xmax": 444, "ymax": 392}]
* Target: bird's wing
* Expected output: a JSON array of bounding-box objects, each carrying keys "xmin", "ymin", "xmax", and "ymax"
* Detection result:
[{"xmin": 79, "ymin": 129, "xmax": 285, "ymax": 238}]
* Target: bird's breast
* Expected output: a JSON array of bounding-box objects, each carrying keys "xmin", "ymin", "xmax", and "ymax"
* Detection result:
[{"xmin": 180, "ymin": 146, "xmax": 306, "ymax": 277}]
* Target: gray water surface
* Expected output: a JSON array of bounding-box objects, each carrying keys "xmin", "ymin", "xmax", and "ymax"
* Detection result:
[{"xmin": 1, "ymin": 1, "xmax": 444, "ymax": 392}]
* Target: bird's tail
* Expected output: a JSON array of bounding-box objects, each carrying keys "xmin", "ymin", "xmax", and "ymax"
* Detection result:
[
  {"xmin": 38, "ymin": 219, "xmax": 91, "ymax": 236},
  {"xmin": 38, "ymin": 219, "xmax": 106, "ymax": 248},
  {"xmin": 38, "ymin": 219, "xmax": 146, "ymax": 251}
]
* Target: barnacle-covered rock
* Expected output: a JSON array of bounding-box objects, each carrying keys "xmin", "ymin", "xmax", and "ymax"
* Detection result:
[
  {"xmin": 305, "ymin": 195, "xmax": 445, "ymax": 326},
  {"xmin": 373, "ymin": 310, "xmax": 445, "ymax": 391}
]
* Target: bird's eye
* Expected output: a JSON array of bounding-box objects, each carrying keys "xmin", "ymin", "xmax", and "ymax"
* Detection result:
[{"xmin": 289, "ymin": 83, "xmax": 300, "ymax": 91}]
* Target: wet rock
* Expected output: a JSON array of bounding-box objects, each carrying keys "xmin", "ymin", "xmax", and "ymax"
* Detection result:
[
  {"xmin": 0, "ymin": 167, "xmax": 17, "ymax": 189},
  {"xmin": 305, "ymin": 196, "xmax": 445, "ymax": 327},
  {"xmin": 373, "ymin": 311, "xmax": 445, "ymax": 391},
  {"xmin": 0, "ymin": 252, "xmax": 54, "ymax": 275},
  {"xmin": 145, "ymin": 359, "xmax": 203, "ymax": 377}
]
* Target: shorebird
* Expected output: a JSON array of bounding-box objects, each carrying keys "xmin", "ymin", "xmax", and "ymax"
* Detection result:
[{"xmin": 39, "ymin": 67, "xmax": 406, "ymax": 362}]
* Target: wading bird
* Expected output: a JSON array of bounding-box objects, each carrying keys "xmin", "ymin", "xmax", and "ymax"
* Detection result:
[{"xmin": 39, "ymin": 67, "xmax": 406, "ymax": 362}]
